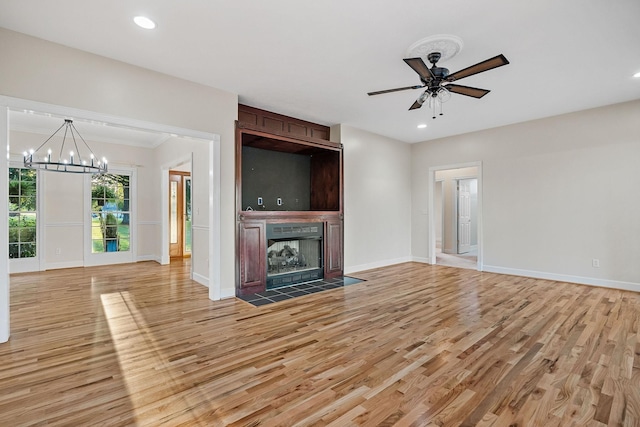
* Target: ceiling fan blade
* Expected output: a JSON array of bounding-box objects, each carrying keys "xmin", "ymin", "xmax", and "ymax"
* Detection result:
[
  {"xmin": 409, "ymin": 100, "xmax": 423, "ymax": 110},
  {"xmin": 445, "ymin": 84, "xmax": 491, "ymax": 99},
  {"xmin": 446, "ymin": 54, "xmax": 509, "ymax": 82},
  {"xmin": 367, "ymin": 84, "xmax": 425, "ymax": 96},
  {"xmin": 403, "ymin": 57, "xmax": 435, "ymax": 81}
]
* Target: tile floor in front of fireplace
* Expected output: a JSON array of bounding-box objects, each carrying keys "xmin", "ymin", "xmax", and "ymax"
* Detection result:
[{"xmin": 238, "ymin": 276, "xmax": 365, "ymax": 306}]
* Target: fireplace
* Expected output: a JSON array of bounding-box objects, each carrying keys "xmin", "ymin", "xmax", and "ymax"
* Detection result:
[{"xmin": 266, "ymin": 222, "xmax": 323, "ymax": 289}]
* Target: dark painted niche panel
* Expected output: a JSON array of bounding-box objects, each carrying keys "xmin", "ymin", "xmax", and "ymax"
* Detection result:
[{"xmin": 242, "ymin": 146, "xmax": 311, "ymax": 211}]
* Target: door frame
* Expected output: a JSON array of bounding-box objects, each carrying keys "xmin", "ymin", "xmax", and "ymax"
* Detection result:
[
  {"xmin": 428, "ymin": 161, "xmax": 483, "ymax": 270},
  {"xmin": 167, "ymin": 168, "xmax": 192, "ymax": 260}
]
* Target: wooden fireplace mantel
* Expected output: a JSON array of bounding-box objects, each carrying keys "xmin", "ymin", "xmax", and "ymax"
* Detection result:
[{"xmin": 235, "ymin": 105, "xmax": 344, "ymax": 296}]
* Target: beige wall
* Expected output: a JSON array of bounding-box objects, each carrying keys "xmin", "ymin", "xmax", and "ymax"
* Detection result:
[
  {"xmin": 412, "ymin": 100, "xmax": 640, "ymax": 289},
  {"xmin": 340, "ymin": 125, "xmax": 412, "ymax": 273},
  {"xmin": 0, "ymin": 28, "xmax": 238, "ymax": 296}
]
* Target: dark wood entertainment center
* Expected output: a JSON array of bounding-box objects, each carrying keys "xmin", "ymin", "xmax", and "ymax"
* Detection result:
[{"xmin": 236, "ymin": 105, "xmax": 344, "ymax": 296}]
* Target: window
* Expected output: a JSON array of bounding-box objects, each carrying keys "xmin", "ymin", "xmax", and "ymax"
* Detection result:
[
  {"xmin": 9, "ymin": 168, "xmax": 37, "ymax": 259},
  {"xmin": 91, "ymin": 173, "xmax": 130, "ymax": 253}
]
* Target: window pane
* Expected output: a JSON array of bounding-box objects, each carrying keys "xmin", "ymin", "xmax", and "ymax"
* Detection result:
[
  {"xmin": 20, "ymin": 243, "xmax": 36, "ymax": 258},
  {"xmin": 9, "ymin": 181, "xmax": 20, "ymax": 196},
  {"xmin": 9, "ymin": 244, "xmax": 19, "ymax": 259},
  {"xmin": 20, "ymin": 196, "xmax": 36, "ymax": 211},
  {"xmin": 92, "ymin": 239, "xmax": 105, "ymax": 253},
  {"xmin": 9, "ymin": 228, "xmax": 19, "ymax": 243},
  {"xmin": 9, "ymin": 168, "xmax": 19, "ymax": 181},
  {"xmin": 8, "ymin": 168, "xmax": 38, "ymax": 259},
  {"xmin": 20, "ymin": 169, "xmax": 37, "ymax": 181},
  {"xmin": 19, "ymin": 228, "xmax": 36, "ymax": 243},
  {"xmin": 21, "ymin": 213, "xmax": 37, "ymax": 228}
]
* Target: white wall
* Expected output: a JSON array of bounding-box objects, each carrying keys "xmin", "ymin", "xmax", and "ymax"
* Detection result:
[
  {"xmin": 339, "ymin": 125, "xmax": 412, "ymax": 273},
  {"xmin": 412, "ymin": 100, "xmax": 640, "ymax": 290}
]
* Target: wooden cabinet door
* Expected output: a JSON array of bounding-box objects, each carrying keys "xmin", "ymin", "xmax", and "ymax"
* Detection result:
[
  {"xmin": 325, "ymin": 219, "xmax": 343, "ymax": 278},
  {"xmin": 238, "ymin": 220, "xmax": 266, "ymax": 295}
]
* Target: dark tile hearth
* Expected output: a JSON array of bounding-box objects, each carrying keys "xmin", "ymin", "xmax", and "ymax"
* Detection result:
[{"xmin": 238, "ymin": 276, "xmax": 365, "ymax": 306}]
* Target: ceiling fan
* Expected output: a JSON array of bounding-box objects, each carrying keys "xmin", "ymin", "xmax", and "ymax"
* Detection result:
[{"xmin": 368, "ymin": 52, "xmax": 509, "ymax": 118}]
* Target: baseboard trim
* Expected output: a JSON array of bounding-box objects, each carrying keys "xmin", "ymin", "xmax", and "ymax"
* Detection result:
[
  {"xmin": 192, "ymin": 272, "xmax": 209, "ymax": 288},
  {"xmin": 483, "ymin": 265, "xmax": 640, "ymax": 293},
  {"xmin": 220, "ymin": 288, "xmax": 236, "ymax": 299},
  {"xmin": 44, "ymin": 261, "xmax": 84, "ymax": 271},
  {"xmin": 136, "ymin": 255, "xmax": 161, "ymax": 263},
  {"xmin": 411, "ymin": 257, "xmax": 431, "ymax": 264},
  {"xmin": 345, "ymin": 256, "xmax": 413, "ymax": 275}
]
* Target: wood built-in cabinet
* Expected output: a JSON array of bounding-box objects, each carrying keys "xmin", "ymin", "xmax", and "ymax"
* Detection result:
[{"xmin": 236, "ymin": 105, "xmax": 344, "ymax": 296}]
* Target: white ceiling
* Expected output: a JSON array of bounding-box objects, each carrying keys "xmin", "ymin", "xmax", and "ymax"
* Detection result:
[{"xmin": 1, "ymin": 0, "xmax": 639, "ymax": 143}]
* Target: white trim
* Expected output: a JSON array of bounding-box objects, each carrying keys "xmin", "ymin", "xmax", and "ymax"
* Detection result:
[
  {"xmin": 191, "ymin": 225, "xmax": 209, "ymax": 230},
  {"xmin": 44, "ymin": 260, "xmax": 84, "ymax": 271},
  {"xmin": 220, "ymin": 288, "xmax": 235, "ymax": 299},
  {"xmin": 160, "ymin": 168, "xmax": 170, "ymax": 265},
  {"xmin": 209, "ymin": 139, "xmax": 222, "ymax": 301},
  {"xmin": 428, "ymin": 161, "xmax": 483, "ymax": 271},
  {"xmin": 345, "ymin": 256, "xmax": 413, "ymax": 275},
  {"xmin": 411, "ymin": 256, "xmax": 431, "ymax": 264},
  {"xmin": 192, "ymin": 271, "xmax": 209, "ymax": 288},
  {"xmin": 161, "ymin": 154, "xmax": 192, "ymax": 266},
  {"xmin": 45, "ymin": 222, "xmax": 84, "ymax": 227},
  {"xmin": 0, "ymin": 96, "xmax": 215, "ymax": 142},
  {"xmin": 1, "ymin": 106, "xmax": 10, "ymax": 342},
  {"xmin": 136, "ymin": 255, "xmax": 161, "ymax": 263},
  {"xmin": 483, "ymin": 265, "xmax": 640, "ymax": 293}
]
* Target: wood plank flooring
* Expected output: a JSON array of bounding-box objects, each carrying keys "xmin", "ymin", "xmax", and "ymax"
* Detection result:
[{"xmin": 1, "ymin": 261, "xmax": 639, "ymax": 426}]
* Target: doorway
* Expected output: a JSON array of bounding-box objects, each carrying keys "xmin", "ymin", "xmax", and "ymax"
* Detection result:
[
  {"xmin": 430, "ymin": 164, "xmax": 481, "ymax": 270},
  {"xmin": 169, "ymin": 170, "xmax": 192, "ymax": 259}
]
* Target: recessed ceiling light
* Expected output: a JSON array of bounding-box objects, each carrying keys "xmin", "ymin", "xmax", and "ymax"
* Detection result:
[
  {"xmin": 634, "ymin": 71, "xmax": 640, "ymax": 78},
  {"xmin": 417, "ymin": 124, "xmax": 427, "ymax": 129},
  {"xmin": 134, "ymin": 16, "xmax": 156, "ymax": 30}
]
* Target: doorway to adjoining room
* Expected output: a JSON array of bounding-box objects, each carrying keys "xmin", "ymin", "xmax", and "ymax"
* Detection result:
[
  {"xmin": 169, "ymin": 168, "xmax": 192, "ymax": 260},
  {"xmin": 433, "ymin": 166, "xmax": 479, "ymax": 270}
]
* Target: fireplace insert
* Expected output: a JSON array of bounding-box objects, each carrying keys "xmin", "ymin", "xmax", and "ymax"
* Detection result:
[{"xmin": 266, "ymin": 222, "xmax": 323, "ymax": 289}]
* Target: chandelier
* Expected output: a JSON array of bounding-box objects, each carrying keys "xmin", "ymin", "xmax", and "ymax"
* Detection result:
[{"xmin": 23, "ymin": 119, "xmax": 107, "ymax": 174}]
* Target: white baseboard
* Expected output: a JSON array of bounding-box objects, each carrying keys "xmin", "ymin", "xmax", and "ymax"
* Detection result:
[
  {"xmin": 345, "ymin": 256, "xmax": 413, "ymax": 275},
  {"xmin": 192, "ymin": 272, "xmax": 209, "ymax": 288},
  {"xmin": 411, "ymin": 257, "xmax": 431, "ymax": 264},
  {"xmin": 220, "ymin": 288, "xmax": 236, "ymax": 299},
  {"xmin": 44, "ymin": 261, "xmax": 84, "ymax": 270},
  {"xmin": 137, "ymin": 255, "xmax": 161, "ymax": 263},
  {"xmin": 483, "ymin": 265, "xmax": 640, "ymax": 293}
]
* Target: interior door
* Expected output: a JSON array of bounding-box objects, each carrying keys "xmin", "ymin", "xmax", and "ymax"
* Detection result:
[
  {"xmin": 457, "ymin": 179, "xmax": 472, "ymax": 254},
  {"xmin": 169, "ymin": 172, "xmax": 184, "ymax": 258}
]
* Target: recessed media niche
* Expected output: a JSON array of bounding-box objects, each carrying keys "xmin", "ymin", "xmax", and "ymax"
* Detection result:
[{"xmin": 236, "ymin": 105, "xmax": 344, "ymax": 296}]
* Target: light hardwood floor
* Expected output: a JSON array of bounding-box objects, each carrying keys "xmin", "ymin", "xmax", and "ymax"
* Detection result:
[{"xmin": 1, "ymin": 261, "xmax": 639, "ymax": 426}]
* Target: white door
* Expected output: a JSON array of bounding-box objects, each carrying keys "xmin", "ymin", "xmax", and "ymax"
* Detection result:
[{"xmin": 457, "ymin": 179, "xmax": 472, "ymax": 254}]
